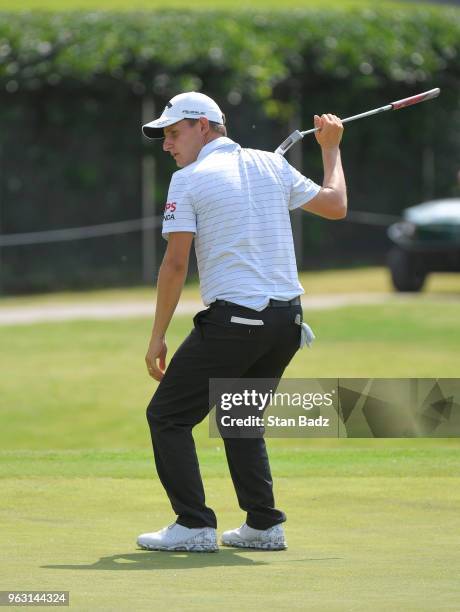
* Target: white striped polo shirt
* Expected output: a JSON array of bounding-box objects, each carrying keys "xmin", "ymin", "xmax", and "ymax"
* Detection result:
[{"xmin": 162, "ymin": 137, "xmax": 321, "ymax": 311}]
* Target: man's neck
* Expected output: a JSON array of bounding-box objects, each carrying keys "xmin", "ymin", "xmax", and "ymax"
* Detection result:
[{"xmin": 202, "ymin": 133, "xmax": 222, "ymax": 147}]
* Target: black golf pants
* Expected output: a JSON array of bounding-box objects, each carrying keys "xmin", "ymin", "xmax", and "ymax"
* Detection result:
[{"xmin": 146, "ymin": 301, "xmax": 302, "ymax": 530}]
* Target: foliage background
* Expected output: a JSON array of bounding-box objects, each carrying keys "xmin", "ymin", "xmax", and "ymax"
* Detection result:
[{"xmin": 0, "ymin": 6, "xmax": 459, "ymax": 292}]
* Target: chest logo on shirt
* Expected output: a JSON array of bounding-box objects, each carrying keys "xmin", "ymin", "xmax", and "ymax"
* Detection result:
[{"xmin": 164, "ymin": 201, "xmax": 176, "ymax": 221}]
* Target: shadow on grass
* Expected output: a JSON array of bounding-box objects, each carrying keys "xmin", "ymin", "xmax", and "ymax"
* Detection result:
[{"xmin": 42, "ymin": 549, "xmax": 342, "ymax": 571}]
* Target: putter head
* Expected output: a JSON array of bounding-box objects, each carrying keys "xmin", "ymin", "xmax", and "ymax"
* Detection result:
[{"xmin": 274, "ymin": 130, "xmax": 304, "ymax": 156}]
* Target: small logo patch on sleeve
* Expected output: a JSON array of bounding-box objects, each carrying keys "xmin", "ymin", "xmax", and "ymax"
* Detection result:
[{"xmin": 164, "ymin": 201, "xmax": 176, "ymax": 221}]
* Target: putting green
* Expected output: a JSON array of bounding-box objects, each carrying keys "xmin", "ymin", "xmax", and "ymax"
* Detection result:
[
  {"xmin": 1, "ymin": 448, "xmax": 459, "ymax": 611},
  {"xmin": 2, "ymin": 294, "xmax": 459, "ymax": 608}
]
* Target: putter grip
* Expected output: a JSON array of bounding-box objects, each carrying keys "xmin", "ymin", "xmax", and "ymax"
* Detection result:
[{"xmin": 391, "ymin": 88, "xmax": 440, "ymax": 110}]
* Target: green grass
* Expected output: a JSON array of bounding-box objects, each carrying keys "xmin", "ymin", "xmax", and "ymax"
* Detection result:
[
  {"xmin": 1, "ymin": 288, "xmax": 460, "ymax": 610},
  {"xmin": 1, "ymin": 266, "xmax": 459, "ymax": 306},
  {"xmin": 2, "ymin": 443, "xmax": 460, "ymax": 479},
  {"xmin": 1, "ymin": 300, "xmax": 460, "ymax": 450},
  {"xmin": 0, "ymin": 0, "xmax": 431, "ymax": 11},
  {"xmin": 1, "ymin": 448, "xmax": 459, "ymax": 611}
]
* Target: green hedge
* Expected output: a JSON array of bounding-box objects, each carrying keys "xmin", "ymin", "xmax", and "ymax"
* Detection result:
[
  {"xmin": 1, "ymin": 7, "xmax": 459, "ymax": 118},
  {"xmin": 0, "ymin": 7, "xmax": 459, "ymax": 293}
]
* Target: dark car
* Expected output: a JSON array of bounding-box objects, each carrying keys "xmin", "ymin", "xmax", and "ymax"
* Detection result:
[{"xmin": 387, "ymin": 198, "xmax": 460, "ymax": 292}]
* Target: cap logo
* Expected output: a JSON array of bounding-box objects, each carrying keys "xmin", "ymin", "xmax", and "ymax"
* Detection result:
[{"xmin": 182, "ymin": 109, "xmax": 206, "ymax": 115}]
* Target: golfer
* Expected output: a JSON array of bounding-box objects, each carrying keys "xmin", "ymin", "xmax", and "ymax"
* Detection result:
[{"xmin": 138, "ymin": 92, "xmax": 346, "ymax": 552}]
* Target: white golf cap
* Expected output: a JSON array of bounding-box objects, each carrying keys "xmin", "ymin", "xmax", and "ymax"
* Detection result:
[{"xmin": 142, "ymin": 91, "xmax": 225, "ymax": 139}]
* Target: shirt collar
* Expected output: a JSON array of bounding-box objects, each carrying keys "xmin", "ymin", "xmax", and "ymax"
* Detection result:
[{"xmin": 196, "ymin": 137, "xmax": 237, "ymax": 162}]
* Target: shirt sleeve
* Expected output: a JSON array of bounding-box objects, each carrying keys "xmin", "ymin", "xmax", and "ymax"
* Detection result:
[
  {"xmin": 285, "ymin": 160, "xmax": 322, "ymax": 211},
  {"xmin": 162, "ymin": 171, "xmax": 197, "ymax": 240}
]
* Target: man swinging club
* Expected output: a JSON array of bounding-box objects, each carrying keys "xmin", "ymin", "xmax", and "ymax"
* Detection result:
[{"xmin": 138, "ymin": 91, "xmax": 346, "ymax": 552}]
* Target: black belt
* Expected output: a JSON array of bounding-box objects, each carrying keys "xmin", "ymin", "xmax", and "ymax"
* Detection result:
[{"xmin": 213, "ymin": 297, "xmax": 301, "ymax": 308}]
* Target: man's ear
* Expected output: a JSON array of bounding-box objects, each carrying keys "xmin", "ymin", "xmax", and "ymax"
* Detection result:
[{"xmin": 199, "ymin": 117, "xmax": 210, "ymax": 134}]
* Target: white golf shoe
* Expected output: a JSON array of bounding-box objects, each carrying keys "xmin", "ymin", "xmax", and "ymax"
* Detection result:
[
  {"xmin": 221, "ymin": 523, "xmax": 287, "ymax": 550},
  {"xmin": 137, "ymin": 523, "xmax": 218, "ymax": 552}
]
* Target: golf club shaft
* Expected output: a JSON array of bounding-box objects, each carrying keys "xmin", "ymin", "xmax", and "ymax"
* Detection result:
[
  {"xmin": 275, "ymin": 88, "xmax": 440, "ymax": 156},
  {"xmin": 300, "ymin": 105, "xmax": 392, "ymax": 136}
]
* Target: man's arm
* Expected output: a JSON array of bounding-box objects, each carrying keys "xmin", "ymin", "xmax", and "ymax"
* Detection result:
[
  {"xmin": 301, "ymin": 114, "xmax": 347, "ymax": 220},
  {"xmin": 145, "ymin": 231, "xmax": 194, "ymax": 381}
]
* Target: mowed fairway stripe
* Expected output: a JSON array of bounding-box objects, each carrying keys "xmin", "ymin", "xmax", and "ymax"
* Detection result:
[{"xmin": 1, "ymin": 469, "xmax": 459, "ymax": 611}]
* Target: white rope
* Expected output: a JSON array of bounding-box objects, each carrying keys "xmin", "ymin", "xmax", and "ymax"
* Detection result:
[
  {"xmin": 0, "ymin": 211, "xmax": 403, "ymax": 248},
  {"xmin": 0, "ymin": 215, "xmax": 163, "ymax": 247}
]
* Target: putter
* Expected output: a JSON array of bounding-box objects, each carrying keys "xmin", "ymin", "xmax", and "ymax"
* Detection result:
[{"xmin": 275, "ymin": 88, "xmax": 441, "ymax": 156}]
